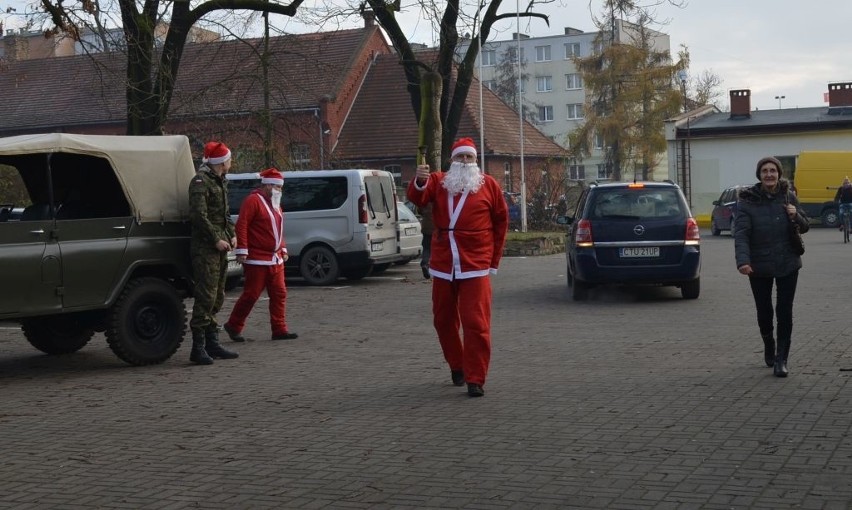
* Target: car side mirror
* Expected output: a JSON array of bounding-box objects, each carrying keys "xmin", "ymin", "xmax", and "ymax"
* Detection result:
[
  {"xmin": 712, "ymin": 200, "xmax": 720, "ymax": 206},
  {"xmin": 556, "ymin": 215, "xmax": 573, "ymax": 225}
]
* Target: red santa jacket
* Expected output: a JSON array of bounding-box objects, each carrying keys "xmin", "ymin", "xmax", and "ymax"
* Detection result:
[
  {"xmin": 234, "ymin": 189, "xmax": 287, "ymax": 266},
  {"xmin": 407, "ymin": 172, "xmax": 509, "ymax": 281}
]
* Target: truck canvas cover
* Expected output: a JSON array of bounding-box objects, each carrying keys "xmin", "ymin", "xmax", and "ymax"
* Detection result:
[{"xmin": 0, "ymin": 133, "xmax": 196, "ymax": 223}]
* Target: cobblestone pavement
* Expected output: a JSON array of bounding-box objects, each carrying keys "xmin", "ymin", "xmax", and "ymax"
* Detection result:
[{"xmin": 2, "ymin": 228, "xmax": 852, "ymax": 509}]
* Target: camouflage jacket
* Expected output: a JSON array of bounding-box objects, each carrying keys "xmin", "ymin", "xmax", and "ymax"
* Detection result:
[{"xmin": 189, "ymin": 164, "xmax": 235, "ymax": 251}]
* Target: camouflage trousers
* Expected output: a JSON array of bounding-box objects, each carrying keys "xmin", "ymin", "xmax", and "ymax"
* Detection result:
[{"xmin": 190, "ymin": 250, "xmax": 228, "ymax": 334}]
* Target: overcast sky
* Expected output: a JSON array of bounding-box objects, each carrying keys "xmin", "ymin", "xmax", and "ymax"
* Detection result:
[{"xmin": 3, "ymin": 0, "xmax": 850, "ymax": 112}]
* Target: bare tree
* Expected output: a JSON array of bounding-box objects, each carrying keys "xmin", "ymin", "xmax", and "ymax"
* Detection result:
[
  {"xmin": 364, "ymin": 0, "xmax": 550, "ymax": 171},
  {"xmin": 38, "ymin": 0, "xmax": 305, "ymax": 135}
]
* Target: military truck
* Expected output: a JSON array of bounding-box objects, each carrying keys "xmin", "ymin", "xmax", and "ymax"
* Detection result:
[{"xmin": 0, "ymin": 134, "xmax": 196, "ymax": 365}]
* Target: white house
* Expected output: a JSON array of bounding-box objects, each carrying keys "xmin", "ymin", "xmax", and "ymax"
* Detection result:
[{"xmin": 665, "ymin": 83, "xmax": 852, "ymax": 223}]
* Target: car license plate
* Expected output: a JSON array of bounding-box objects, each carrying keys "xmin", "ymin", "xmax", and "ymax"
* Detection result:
[
  {"xmin": 619, "ymin": 247, "xmax": 660, "ymax": 258},
  {"xmin": 405, "ymin": 227, "xmax": 417, "ymax": 236},
  {"xmin": 371, "ymin": 241, "xmax": 383, "ymax": 251}
]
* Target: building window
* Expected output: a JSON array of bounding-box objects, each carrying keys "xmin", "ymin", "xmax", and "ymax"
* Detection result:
[
  {"xmin": 482, "ymin": 49, "xmax": 496, "ymax": 66},
  {"xmin": 483, "ymin": 80, "xmax": 497, "ymax": 91},
  {"xmin": 566, "ymin": 103, "xmax": 584, "ymax": 120},
  {"xmin": 594, "ymin": 133, "xmax": 605, "ymax": 150},
  {"xmin": 565, "ymin": 73, "xmax": 583, "ymax": 90},
  {"xmin": 569, "ymin": 165, "xmax": 585, "ymax": 180},
  {"xmin": 597, "ymin": 163, "xmax": 611, "ymax": 180},
  {"xmin": 593, "ymin": 41, "xmax": 604, "ymax": 54},
  {"xmin": 535, "ymin": 45, "xmax": 551, "ymax": 62},
  {"xmin": 538, "ymin": 105, "xmax": 554, "ymax": 122},
  {"xmin": 536, "ymin": 76, "xmax": 552, "ymax": 92},
  {"xmin": 289, "ymin": 143, "xmax": 310, "ymax": 169},
  {"xmin": 564, "ymin": 43, "xmax": 581, "ymax": 59}
]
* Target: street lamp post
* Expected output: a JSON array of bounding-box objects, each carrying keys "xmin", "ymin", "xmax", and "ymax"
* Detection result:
[{"xmin": 775, "ymin": 95, "xmax": 785, "ymax": 109}]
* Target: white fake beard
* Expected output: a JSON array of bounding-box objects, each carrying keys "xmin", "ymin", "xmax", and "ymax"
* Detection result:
[{"xmin": 442, "ymin": 161, "xmax": 484, "ymax": 195}]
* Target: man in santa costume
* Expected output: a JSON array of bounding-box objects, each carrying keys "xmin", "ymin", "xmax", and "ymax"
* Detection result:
[
  {"xmin": 223, "ymin": 168, "xmax": 298, "ymax": 342},
  {"xmin": 407, "ymin": 137, "xmax": 509, "ymax": 397}
]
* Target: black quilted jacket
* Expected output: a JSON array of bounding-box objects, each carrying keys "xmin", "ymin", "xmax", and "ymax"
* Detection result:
[{"xmin": 733, "ymin": 179, "xmax": 809, "ymax": 277}]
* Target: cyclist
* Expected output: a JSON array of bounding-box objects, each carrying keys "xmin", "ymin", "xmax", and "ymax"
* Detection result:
[{"xmin": 835, "ymin": 177, "xmax": 852, "ymax": 231}]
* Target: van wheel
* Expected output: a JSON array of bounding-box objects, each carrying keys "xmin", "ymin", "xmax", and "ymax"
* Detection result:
[
  {"xmin": 344, "ymin": 267, "xmax": 370, "ymax": 280},
  {"xmin": 106, "ymin": 277, "xmax": 186, "ymax": 366},
  {"xmin": 22, "ymin": 316, "xmax": 94, "ymax": 355},
  {"xmin": 300, "ymin": 246, "xmax": 339, "ymax": 285},
  {"xmin": 371, "ymin": 263, "xmax": 391, "ymax": 275},
  {"xmin": 822, "ymin": 209, "xmax": 839, "ymax": 228}
]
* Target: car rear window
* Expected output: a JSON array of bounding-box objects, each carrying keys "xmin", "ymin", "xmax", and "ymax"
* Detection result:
[{"xmin": 590, "ymin": 188, "xmax": 685, "ymax": 220}]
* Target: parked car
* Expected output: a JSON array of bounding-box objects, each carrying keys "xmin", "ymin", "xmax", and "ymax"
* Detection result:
[
  {"xmin": 710, "ymin": 185, "xmax": 748, "ymax": 236},
  {"xmin": 395, "ymin": 201, "xmax": 422, "ymax": 265},
  {"xmin": 226, "ymin": 169, "xmax": 402, "ymax": 285},
  {"xmin": 557, "ymin": 181, "xmax": 701, "ymax": 301}
]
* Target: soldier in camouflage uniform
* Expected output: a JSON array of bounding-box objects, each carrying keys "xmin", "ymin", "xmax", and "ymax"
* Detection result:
[{"xmin": 188, "ymin": 141, "xmax": 240, "ymax": 365}]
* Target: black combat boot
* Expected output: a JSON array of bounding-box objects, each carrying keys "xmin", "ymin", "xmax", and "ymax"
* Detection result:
[
  {"xmin": 205, "ymin": 329, "xmax": 239, "ymax": 359},
  {"xmin": 761, "ymin": 334, "xmax": 775, "ymax": 368},
  {"xmin": 190, "ymin": 330, "xmax": 213, "ymax": 365},
  {"xmin": 774, "ymin": 338, "xmax": 790, "ymax": 377}
]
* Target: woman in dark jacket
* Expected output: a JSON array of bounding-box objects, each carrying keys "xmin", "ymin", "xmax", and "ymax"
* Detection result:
[{"xmin": 734, "ymin": 156, "xmax": 809, "ymax": 377}]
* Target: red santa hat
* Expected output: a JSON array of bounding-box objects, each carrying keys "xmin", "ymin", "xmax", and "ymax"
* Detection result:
[
  {"xmin": 202, "ymin": 141, "xmax": 231, "ymax": 165},
  {"xmin": 260, "ymin": 168, "xmax": 284, "ymax": 186},
  {"xmin": 451, "ymin": 137, "xmax": 478, "ymax": 159}
]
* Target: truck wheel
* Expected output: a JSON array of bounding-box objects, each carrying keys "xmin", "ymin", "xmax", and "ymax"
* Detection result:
[
  {"xmin": 22, "ymin": 316, "xmax": 94, "ymax": 355},
  {"xmin": 106, "ymin": 277, "xmax": 186, "ymax": 366},
  {"xmin": 822, "ymin": 209, "xmax": 839, "ymax": 228},
  {"xmin": 300, "ymin": 246, "xmax": 339, "ymax": 285}
]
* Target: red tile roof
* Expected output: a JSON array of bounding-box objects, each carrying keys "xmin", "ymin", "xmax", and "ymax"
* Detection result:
[
  {"xmin": 334, "ymin": 51, "xmax": 567, "ymax": 161},
  {"xmin": 0, "ymin": 27, "xmax": 386, "ymax": 132}
]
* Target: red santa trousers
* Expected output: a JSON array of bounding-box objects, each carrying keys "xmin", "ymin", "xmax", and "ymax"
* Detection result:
[
  {"xmin": 432, "ymin": 276, "xmax": 492, "ymax": 386},
  {"xmin": 226, "ymin": 263, "xmax": 289, "ymax": 335}
]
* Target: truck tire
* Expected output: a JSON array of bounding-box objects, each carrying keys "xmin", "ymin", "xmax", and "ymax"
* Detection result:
[
  {"xmin": 106, "ymin": 277, "xmax": 186, "ymax": 366},
  {"xmin": 822, "ymin": 208, "xmax": 839, "ymax": 228},
  {"xmin": 300, "ymin": 245, "xmax": 339, "ymax": 286},
  {"xmin": 22, "ymin": 316, "xmax": 94, "ymax": 355}
]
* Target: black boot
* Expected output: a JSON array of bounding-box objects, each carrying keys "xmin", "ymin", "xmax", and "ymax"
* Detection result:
[
  {"xmin": 205, "ymin": 330, "xmax": 239, "ymax": 359},
  {"xmin": 190, "ymin": 330, "xmax": 213, "ymax": 365},
  {"xmin": 774, "ymin": 338, "xmax": 790, "ymax": 377},
  {"xmin": 761, "ymin": 334, "xmax": 775, "ymax": 368}
]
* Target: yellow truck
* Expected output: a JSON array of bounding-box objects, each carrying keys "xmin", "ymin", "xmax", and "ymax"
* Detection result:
[{"xmin": 794, "ymin": 151, "xmax": 852, "ymax": 227}]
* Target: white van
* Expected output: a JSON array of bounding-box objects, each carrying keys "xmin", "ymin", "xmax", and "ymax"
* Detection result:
[{"xmin": 226, "ymin": 169, "xmax": 401, "ymax": 285}]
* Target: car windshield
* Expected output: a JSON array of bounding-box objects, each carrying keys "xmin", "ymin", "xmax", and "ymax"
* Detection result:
[{"xmin": 591, "ymin": 188, "xmax": 684, "ymax": 220}]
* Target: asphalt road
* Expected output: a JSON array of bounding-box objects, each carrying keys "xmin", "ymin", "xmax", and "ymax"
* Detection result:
[{"xmin": 2, "ymin": 227, "xmax": 851, "ymax": 509}]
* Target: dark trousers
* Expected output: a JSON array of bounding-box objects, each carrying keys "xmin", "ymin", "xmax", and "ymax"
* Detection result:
[
  {"xmin": 748, "ymin": 270, "xmax": 799, "ymax": 358},
  {"xmin": 420, "ymin": 232, "xmax": 432, "ymax": 269}
]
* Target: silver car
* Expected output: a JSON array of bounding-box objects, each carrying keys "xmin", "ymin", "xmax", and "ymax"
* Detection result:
[{"xmin": 396, "ymin": 201, "xmax": 423, "ymax": 265}]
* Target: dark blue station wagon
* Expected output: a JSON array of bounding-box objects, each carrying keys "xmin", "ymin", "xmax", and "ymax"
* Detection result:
[{"xmin": 558, "ymin": 181, "xmax": 701, "ymax": 300}]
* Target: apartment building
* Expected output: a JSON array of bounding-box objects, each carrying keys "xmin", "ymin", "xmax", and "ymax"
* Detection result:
[{"xmin": 459, "ymin": 21, "xmax": 671, "ymax": 183}]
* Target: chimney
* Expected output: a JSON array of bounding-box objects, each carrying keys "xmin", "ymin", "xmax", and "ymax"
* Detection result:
[
  {"xmin": 362, "ymin": 8, "xmax": 375, "ymax": 27},
  {"xmin": 828, "ymin": 82, "xmax": 852, "ymax": 108},
  {"xmin": 729, "ymin": 89, "xmax": 751, "ymax": 119}
]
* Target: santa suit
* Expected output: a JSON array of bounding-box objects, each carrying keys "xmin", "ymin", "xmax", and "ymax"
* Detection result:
[
  {"xmin": 226, "ymin": 189, "xmax": 290, "ymax": 336},
  {"xmin": 407, "ymin": 171, "xmax": 509, "ymax": 386}
]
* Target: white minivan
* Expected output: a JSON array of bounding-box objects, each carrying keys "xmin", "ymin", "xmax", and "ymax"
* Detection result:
[{"xmin": 226, "ymin": 169, "xmax": 401, "ymax": 285}]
